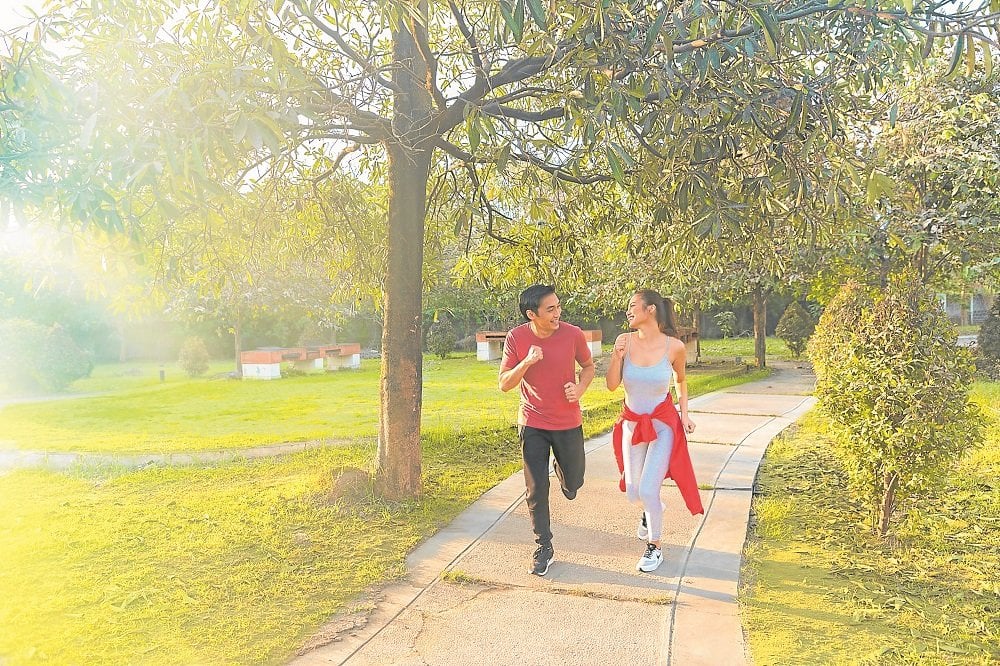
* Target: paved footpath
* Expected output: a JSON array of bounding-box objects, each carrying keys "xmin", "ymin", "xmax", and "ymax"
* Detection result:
[{"xmin": 290, "ymin": 362, "xmax": 816, "ymax": 666}]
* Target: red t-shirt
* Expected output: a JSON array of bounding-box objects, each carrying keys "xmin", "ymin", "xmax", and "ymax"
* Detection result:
[{"xmin": 501, "ymin": 322, "xmax": 593, "ymax": 430}]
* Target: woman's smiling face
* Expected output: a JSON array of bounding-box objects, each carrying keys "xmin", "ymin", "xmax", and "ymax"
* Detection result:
[{"xmin": 625, "ymin": 294, "xmax": 654, "ymax": 329}]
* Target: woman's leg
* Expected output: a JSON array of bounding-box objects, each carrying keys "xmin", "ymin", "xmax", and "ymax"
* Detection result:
[
  {"xmin": 621, "ymin": 422, "xmax": 648, "ymax": 507},
  {"xmin": 637, "ymin": 428, "xmax": 675, "ymax": 543}
]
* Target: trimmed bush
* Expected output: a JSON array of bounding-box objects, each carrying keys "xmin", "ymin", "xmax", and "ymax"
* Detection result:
[
  {"xmin": 426, "ymin": 317, "xmax": 457, "ymax": 360},
  {"xmin": 178, "ymin": 337, "xmax": 210, "ymax": 377},
  {"xmin": 0, "ymin": 319, "xmax": 92, "ymax": 392},
  {"xmin": 774, "ymin": 301, "xmax": 815, "ymax": 358},
  {"xmin": 808, "ymin": 279, "xmax": 982, "ymax": 536}
]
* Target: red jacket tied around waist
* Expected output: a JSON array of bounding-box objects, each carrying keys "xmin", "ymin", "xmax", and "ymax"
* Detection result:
[{"xmin": 612, "ymin": 397, "xmax": 705, "ymax": 516}]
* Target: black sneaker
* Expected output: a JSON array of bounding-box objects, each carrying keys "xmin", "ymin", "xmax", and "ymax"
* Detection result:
[
  {"xmin": 530, "ymin": 544, "xmax": 554, "ymax": 576},
  {"xmin": 561, "ymin": 486, "xmax": 577, "ymax": 500}
]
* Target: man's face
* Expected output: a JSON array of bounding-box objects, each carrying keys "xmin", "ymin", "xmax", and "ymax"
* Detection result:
[{"xmin": 528, "ymin": 293, "xmax": 561, "ymax": 333}]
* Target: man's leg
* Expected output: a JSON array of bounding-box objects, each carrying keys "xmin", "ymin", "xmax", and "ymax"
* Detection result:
[
  {"xmin": 551, "ymin": 426, "xmax": 586, "ymax": 499},
  {"xmin": 520, "ymin": 426, "xmax": 554, "ymax": 546}
]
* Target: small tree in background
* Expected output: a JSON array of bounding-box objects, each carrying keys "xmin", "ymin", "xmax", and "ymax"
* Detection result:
[
  {"xmin": 977, "ymin": 299, "xmax": 1000, "ymax": 379},
  {"xmin": 0, "ymin": 319, "xmax": 91, "ymax": 392},
  {"xmin": 714, "ymin": 311, "xmax": 738, "ymax": 339},
  {"xmin": 178, "ymin": 336, "xmax": 210, "ymax": 377},
  {"xmin": 809, "ymin": 278, "xmax": 982, "ymax": 536},
  {"xmin": 426, "ymin": 317, "xmax": 457, "ymax": 360},
  {"xmin": 775, "ymin": 301, "xmax": 815, "ymax": 358}
]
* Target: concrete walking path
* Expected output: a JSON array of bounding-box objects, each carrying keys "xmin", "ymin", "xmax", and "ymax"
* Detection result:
[{"xmin": 291, "ymin": 362, "xmax": 816, "ymax": 665}]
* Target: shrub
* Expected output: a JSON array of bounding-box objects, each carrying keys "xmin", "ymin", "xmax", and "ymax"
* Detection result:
[
  {"xmin": 0, "ymin": 319, "xmax": 92, "ymax": 392},
  {"xmin": 808, "ymin": 278, "xmax": 982, "ymax": 536},
  {"xmin": 976, "ymin": 300, "xmax": 1000, "ymax": 380},
  {"xmin": 426, "ymin": 317, "xmax": 457, "ymax": 360},
  {"xmin": 178, "ymin": 337, "xmax": 210, "ymax": 377},
  {"xmin": 774, "ymin": 301, "xmax": 815, "ymax": 358},
  {"xmin": 979, "ymin": 299, "xmax": 1000, "ymax": 361},
  {"xmin": 714, "ymin": 310, "xmax": 737, "ymax": 338}
]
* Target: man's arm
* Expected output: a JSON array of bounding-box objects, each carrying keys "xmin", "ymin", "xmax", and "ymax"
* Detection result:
[
  {"xmin": 499, "ymin": 344, "xmax": 543, "ymax": 392},
  {"xmin": 563, "ymin": 357, "xmax": 595, "ymax": 403}
]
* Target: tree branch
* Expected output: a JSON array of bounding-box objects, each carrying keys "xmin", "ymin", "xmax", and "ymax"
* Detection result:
[
  {"xmin": 311, "ymin": 143, "xmax": 361, "ymax": 183},
  {"xmin": 481, "ymin": 102, "xmax": 564, "ymax": 122},
  {"xmin": 447, "ymin": 0, "xmax": 486, "ymax": 76},
  {"xmin": 289, "ymin": 0, "xmax": 402, "ymax": 93}
]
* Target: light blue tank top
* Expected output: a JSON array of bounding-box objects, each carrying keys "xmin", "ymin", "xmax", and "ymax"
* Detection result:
[{"xmin": 622, "ymin": 338, "xmax": 674, "ymax": 414}]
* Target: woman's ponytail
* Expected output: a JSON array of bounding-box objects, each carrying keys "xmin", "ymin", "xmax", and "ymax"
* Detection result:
[{"xmin": 637, "ymin": 289, "xmax": 678, "ymax": 337}]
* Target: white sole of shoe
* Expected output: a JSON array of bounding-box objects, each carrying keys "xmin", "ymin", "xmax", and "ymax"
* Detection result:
[
  {"xmin": 637, "ymin": 559, "xmax": 662, "ymax": 573},
  {"xmin": 531, "ymin": 556, "xmax": 554, "ymax": 576}
]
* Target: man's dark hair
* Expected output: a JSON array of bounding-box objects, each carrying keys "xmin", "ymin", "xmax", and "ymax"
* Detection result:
[{"xmin": 519, "ymin": 284, "xmax": 556, "ymax": 320}]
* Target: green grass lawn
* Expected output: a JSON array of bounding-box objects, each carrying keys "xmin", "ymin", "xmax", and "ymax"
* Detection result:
[
  {"xmin": 0, "ymin": 352, "xmax": 764, "ymax": 665},
  {"xmin": 697, "ymin": 335, "xmax": 796, "ymax": 361},
  {"xmin": 741, "ymin": 382, "xmax": 999, "ymax": 665},
  {"xmin": 0, "ymin": 352, "xmax": 761, "ymax": 453}
]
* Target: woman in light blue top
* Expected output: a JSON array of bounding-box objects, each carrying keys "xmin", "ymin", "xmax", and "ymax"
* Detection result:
[{"xmin": 606, "ymin": 290, "xmax": 696, "ymax": 572}]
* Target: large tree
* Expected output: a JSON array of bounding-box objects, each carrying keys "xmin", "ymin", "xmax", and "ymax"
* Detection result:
[{"xmin": 3, "ymin": 0, "xmax": 998, "ymax": 497}]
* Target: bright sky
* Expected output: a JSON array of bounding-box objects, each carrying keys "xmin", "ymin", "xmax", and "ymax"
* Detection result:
[{"xmin": 0, "ymin": 0, "xmax": 48, "ymax": 32}]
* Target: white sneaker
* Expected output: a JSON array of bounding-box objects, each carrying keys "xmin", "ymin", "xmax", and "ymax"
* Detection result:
[
  {"xmin": 637, "ymin": 543, "xmax": 663, "ymax": 572},
  {"xmin": 636, "ymin": 511, "xmax": 648, "ymax": 540}
]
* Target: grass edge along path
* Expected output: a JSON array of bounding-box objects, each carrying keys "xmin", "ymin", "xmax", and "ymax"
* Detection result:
[
  {"xmin": 0, "ymin": 363, "xmax": 765, "ymax": 665},
  {"xmin": 741, "ymin": 382, "xmax": 999, "ymax": 666}
]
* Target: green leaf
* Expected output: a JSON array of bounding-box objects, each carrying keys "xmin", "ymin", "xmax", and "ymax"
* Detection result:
[
  {"xmin": 525, "ymin": 0, "xmax": 546, "ymax": 30},
  {"xmin": 605, "ymin": 147, "xmax": 624, "ymax": 183},
  {"xmin": 495, "ymin": 142, "xmax": 511, "ymax": 173},
  {"xmin": 945, "ymin": 34, "xmax": 965, "ymax": 78},
  {"xmin": 499, "ymin": 0, "xmax": 524, "ymax": 42},
  {"xmin": 468, "ymin": 116, "xmax": 481, "ymax": 152},
  {"xmin": 888, "ymin": 102, "xmax": 898, "ymax": 128},
  {"xmin": 983, "ymin": 38, "xmax": 993, "ymax": 78},
  {"xmin": 902, "ymin": 0, "xmax": 913, "ymax": 13},
  {"xmin": 750, "ymin": 9, "xmax": 779, "ymax": 56},
  {"xmin": 643, "ymin": 9, "xmax": 668, "ymax": 57}
]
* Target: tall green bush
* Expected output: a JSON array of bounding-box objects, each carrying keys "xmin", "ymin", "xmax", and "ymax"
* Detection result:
[
  {"xmin": 426, "ymin": 317, "xmax": 457, "ymax": 360},
  {"xmin": 774, "ymin": 301, "xmax": 815, "ymax": 358},
  {"xmin": 978, "ymin": 299, "xmax": 1000, "ymax": 360},
  {"xmin": 178, "ymin": 337, "xmax": 210, "ymax": 377},
  {"xmin": 0, "ymin": 319, "xmax": 92, "ymax": 392},
  {"xmin": 714, "ymin": 311, "xmax": 737, "ymax": 338},
  {"xmin": 808, "ymin": 278, "xmax": 982, "ymax": 536},
  {"xmin": 976, "ymin": 300, "xmax": 1000, "ymax": 380}
]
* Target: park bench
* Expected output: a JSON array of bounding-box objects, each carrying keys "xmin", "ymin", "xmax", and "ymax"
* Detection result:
[
  {"xmin": 240, "ymin": 343, "xmax": 361, "ymax": 379},
  {"xmin": 475, "ymin": 329, "xmax": 603, "ymax": 361}
]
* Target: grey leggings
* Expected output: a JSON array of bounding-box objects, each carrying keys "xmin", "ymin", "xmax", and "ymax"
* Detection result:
[{"xmin": 621, "ymin": 421, "xmax": 674, "ymax": 542}]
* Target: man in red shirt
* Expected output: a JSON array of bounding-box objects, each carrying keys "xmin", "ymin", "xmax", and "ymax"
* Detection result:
[{"xmin": 499, "ymin": 285, "xmax": 595, "ymax": 576}]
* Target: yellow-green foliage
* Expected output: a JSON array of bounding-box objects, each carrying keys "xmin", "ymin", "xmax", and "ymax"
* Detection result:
[
  {"xmin": 808, "ymin": 279, "xmax": 981, "ymax": 534},
  {"xmin": 742, "ymin": 383, "xmax": 999, "ymax": 665}
]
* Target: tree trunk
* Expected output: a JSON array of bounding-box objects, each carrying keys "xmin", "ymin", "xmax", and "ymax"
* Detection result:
[
  {"xmin": 692, "ymin": 301, "xmax": 701, "ymax": 362},
  {"xmin": 233, "ymin": 314, "xmax": 243, "ymax": 377},
  {"xmin": 118, "ymin": 321, "xmax": 128, "ymax": 363},
  {"xmin": 878, "ymin": 471, "xmax": 900, "ymax": 536},
  {"xmin": 752, "ymin": 285, "xmax": 767, "ymax": 368},
  {"xmin": 375, "ymin": 3, "xmax": 433, "ymax": 500}
]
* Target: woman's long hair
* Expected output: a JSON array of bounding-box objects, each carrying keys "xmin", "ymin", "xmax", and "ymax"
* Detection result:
[{"xmin": 636, "ymin": 289, "xmax": 678, "ymax": 338}]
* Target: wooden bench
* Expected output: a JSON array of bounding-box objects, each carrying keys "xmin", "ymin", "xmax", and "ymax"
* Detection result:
[
  {"xmin": 240, "ymin": 343, "xmax": 361, "ymax": 379},
  {"xmin": 475, "ymin": 329, "xmax": 603, "ymax": 361}
]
